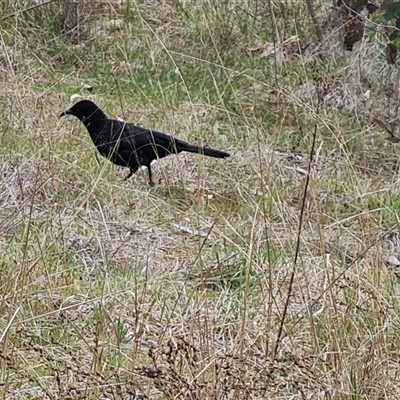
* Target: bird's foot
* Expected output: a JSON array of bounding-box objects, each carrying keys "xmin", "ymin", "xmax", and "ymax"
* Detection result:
[{"xmin": 124, "ymin": 172, "xmax": 134, "ymax": 181}]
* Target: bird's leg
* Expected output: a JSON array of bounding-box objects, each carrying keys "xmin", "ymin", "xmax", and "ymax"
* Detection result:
[
  {"xmin": 147, "ymin": 165, "xmax": 155, "ymax": 186},
  {"xmin": 124, "ymin": 170, "xmax": 134, "ymax": 181}
]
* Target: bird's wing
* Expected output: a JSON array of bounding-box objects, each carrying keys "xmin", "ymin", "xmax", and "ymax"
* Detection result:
[
  {"xmin": 120, "ymin": 122, "xmax": 188, "ymax": 151},
  {"xmin": 104, "ymin": 120, "xmax": 194, "ymax": 161}
]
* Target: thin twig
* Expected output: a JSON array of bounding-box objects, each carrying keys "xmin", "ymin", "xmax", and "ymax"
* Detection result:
[
  {"xmin": 1, "ymin": 0, "xmax": 55, "ymax": 22},
  {"xmin": 306, "ymin": 0, "xmax": 323, "ymax": 42},
  {"xmin": 273, "ymin": 94, "xmax": 322, "ymax": 360}
]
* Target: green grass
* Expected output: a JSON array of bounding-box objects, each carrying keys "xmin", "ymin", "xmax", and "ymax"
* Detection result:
[{"xmin": 2, "ymin": 0, "xmax": 400, "ymax": 398}]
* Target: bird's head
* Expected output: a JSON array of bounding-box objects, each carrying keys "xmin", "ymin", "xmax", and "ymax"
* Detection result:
[{"xmin": 59, "ymin": 100, "xmax": 106, "ymax": 124}]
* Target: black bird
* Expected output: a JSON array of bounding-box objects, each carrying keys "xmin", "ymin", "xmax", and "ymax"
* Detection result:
[{"xmin": 59, "ymin": 100, "xmax": 230, "ymax": 185}]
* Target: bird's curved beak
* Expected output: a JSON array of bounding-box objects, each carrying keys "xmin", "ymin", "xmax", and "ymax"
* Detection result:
[{"xmin": 59, "ymin": 109, "xmax": 73, "ymax": 118}]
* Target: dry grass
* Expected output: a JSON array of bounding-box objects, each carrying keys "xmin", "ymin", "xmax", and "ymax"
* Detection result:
[{"xmin": 1, "ymin": 0, "xmax": 400, "ymax": 399}]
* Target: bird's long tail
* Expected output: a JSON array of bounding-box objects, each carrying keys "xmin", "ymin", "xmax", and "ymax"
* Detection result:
[{"xmin": 182, "ymin": 144, "xmax": 230, "ymax": 158}]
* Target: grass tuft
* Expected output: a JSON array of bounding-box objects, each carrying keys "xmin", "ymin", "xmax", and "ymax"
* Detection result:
[{"xmin": 1, "ymin": 0, "xmax": 400, "ymax": 398}]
